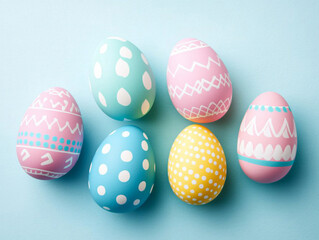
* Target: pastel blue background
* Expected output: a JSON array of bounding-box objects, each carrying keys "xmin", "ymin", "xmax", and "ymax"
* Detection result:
[{"xmin": 1, "ymin": 0, "xmax": 318, "ymax": 239}]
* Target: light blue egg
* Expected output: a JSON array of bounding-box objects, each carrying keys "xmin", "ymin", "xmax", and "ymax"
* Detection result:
[
  {"xmin": 88, "ymin": 125, "xmax": 156, "ymax": 213},
  {"xmin": 89, "ymin": 37, "xmax": 156, "ymax": 121}
]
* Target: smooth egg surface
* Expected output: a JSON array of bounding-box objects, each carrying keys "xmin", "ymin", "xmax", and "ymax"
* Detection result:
[
  {"xmin": 167, "ymin": 38, "xmax": 232, "ymax": 123},
  {"xmin": 237, "ymin": 92, "xmax": 297, "ymax": 183},
  {"xmin": 168, "ymin": 124, "xmax": 227, "ymax": 205},
  {"xmin": 90, "ymin": 37, "xmax": 156, "ymax": 121},
  {"xmin": 16, "ymin": 87, "xmax": 83, "ymax": 180},
  {"xmin": 88, "ymin": 125, "xmax": 156, "ymax": 213}
]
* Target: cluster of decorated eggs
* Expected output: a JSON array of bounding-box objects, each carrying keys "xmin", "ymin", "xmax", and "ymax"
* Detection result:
[{"xmin": 16, "ymin": 37, "xmax": 297, "ymax": 213}]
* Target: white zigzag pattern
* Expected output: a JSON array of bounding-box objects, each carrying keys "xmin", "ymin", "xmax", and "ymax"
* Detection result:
[
  {"xmin": 171, "ymin": 40, "xmax": 209, "ymax": 56},
  {"xmin": 237, "ymin": 139, "xmax": 297, "ymax": 161},
  {"xmin": 31, "ymin": 98, "xmax": 80, "ymax": 114},
  {"xmin": 168, "ymin": 73, "xmax": 231, "ymax": 99},
  {"xmin": 47, "ymin": 88, "xmax": 70, "ymax": 98},
  {"xmin": 240, "ymin": 116, "xmax": 297, "ymax": 138},
  {"xmin": 21, "ymin": 115, "xmax": 83, "ymax": 135},
  {"xmin": 22, "ymin": 167, "xmax": 64, "ymax": 178},
  {"xmin": 177, "ymin": 97, "xmax": 231, "ymax": 119},
  {"xmin": 167, "ymin": 56, "xmax": 221, "ymax": 78}
]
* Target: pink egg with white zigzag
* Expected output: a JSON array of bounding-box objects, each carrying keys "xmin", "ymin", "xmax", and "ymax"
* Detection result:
[
  {"xmin": 16, "ymin": 87, "xmax": 84, "ymax": 180},
  {"xmin": 167, "ymin": 38, "xmax": 232, "ymax": 123},
  {"xmin": 237, "ymin": 92, "xmax": 297, "ymax": 183}
]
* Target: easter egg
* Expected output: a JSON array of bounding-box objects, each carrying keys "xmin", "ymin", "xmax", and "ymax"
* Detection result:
[
  {"xmin": 89, "ymin": 36, "xmax": 156, "ymax": 121},
  {"xmin": 168, "ymin": 124, "xmax": 227, "ymax": 205},
  {"xmin": 88, "ymin": 126, "xmax": 156, "ymax": 213},
  {"xmin": 16, "ymin": 87, "xmax": 84, "ymax": 180},
  {"xmin": 237, "ymin": 92, "xmax": 297, "ymax": 183},
  {"xmin": 167, "ymin": 38, "xmax": 232, "ymax": 123}
]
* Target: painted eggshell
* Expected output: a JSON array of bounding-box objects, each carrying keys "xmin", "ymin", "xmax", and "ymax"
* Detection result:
[
  {"xmin": 237, "ymin": 92, "xmax": 297, "ymax": 183},
  {"xmin": 89, "ymin": 37, "xmax": 156, "ymax": 121},
  {"xmin": 168, "ymin": 124, "xmax": 227, "ymax": 205},
  {"xmin": 88, "ymin": 126, "xmax": 156, "ymax": 213},
  {"xmin": 167, "ymin": 38, "xmax": 232, "ymax": 123},
  {"xmin": 16, "ymin": 87, "xmax": 84, "ymax": 180}
]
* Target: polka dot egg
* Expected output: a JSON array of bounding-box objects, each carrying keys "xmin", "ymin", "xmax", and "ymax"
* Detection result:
[
  {"xmin": 89, "ymin": 36, "xmax": 156, "ymax": 121},
  {"xmin": 88, "ymin": 125, "xmax": 156, "ymax": 213},
  {"xmin": 168, "ymin": 124, "xmax": 227, "ymax": 205}
]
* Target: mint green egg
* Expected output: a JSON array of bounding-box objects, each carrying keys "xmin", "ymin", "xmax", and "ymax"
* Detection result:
[{"xmin": 89, "ymin": 37, "xmax": 156, "ymax": 121}]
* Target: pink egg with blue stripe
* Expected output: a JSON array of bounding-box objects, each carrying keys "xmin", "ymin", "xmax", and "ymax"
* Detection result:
[
  {"xmin": 237, "ymin": 92, "xmax": 297, "ymax": 183},
  {"xmin": 16, "ymin": 87, "xmax": 84, "ymax": 180}
]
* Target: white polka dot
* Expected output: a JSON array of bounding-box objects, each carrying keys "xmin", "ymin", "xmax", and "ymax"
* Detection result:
[
  {"xmin": 97, "ymin": 185, "xmax": 105, "ymax": 196},
  {"xmin": 199, "ymin": 184, "xmax": 204, "ymax": 189},
  {"xmin": 184, "ymin": 185, "xmax": 189, "ymax": 189},
  {"xmin": 143, "ymin": 159, "xmax": 149, "ymax": 170},
  {"xmin": 141, "ymin": 53, "xmax": 148, "ymax": 65},
  {"xmin": 188, "ymin": 169, "xmax": 194, "ymax": 175},
  {"xmin": 202, "ymin": 176, "xmax": 206, "ymax": 180},
  {"xmin": 94, "ymin": 62, "xmax": 102, "ymax": 79},
  {"xmin": 117, "ymin": 88, "xmax": 131, "ymax": 106},
  {"xmin": 98, "ymin": 92, "xmax": 107, "ymax": 107},
  {"xmin": 190, "ymin": 189, "xmax": 195, "ymax": 193},
  {"xmin": 99, "ymin": 164, "xmax": 108, "ymax": 175},
  {"xmin": 103, "ymin": 206, "xmax": 110, "ymax": 210},
  {"xmin": 115, "ymin": 58, "xmax": 129, "ymax": 77},
  {"xmin": 138, "ymin": 181, "xmax": 146, "ymax": 191},
  {"xmin": 122, "ymin": 131, "xmax": 130, "ymax": 137},
  {"xmin": 120, "ymin": 46, "xmax": 132, "ymax": 59},
  {"xmin": 192, "ymin": 180, "xmax": 196, "ymax": 185},
  {"xmin": 143, "ymin": 132, "xmax": 148, "ymax": 139},
  {"xmin": 141, "ymin": 140, "xmax": 148, "ymax": 151},
  {"xmin": 121, "ymin": 150, "xmax": 133, "ymax": 162},
  {"xmin": 116, "ymin": 195, "xmax": 127, "ymax": 205},
  {"xmin": 141, "ymin": 99, "xmax": 150, "ymax": 115},
  {"xmin": 215, "ymin": 171, "xmax": 219, "ymax": 175},
  {"xmin": 100, "ymin": 44, "xmax": 107, "ymax": 54},
  {"xmin": 118, "ymin": 170, "xmax": 130, "ymax": 182},
  {"xmin": 102, "ymin": 144, "xmax": 111, "ymax": 154},
  {"xmin": 133, "ymin": 199, "xmax": 140, "ymax": 206},
  {"xmin": 194, "ymin": 174, "xmax": 199, "ymax": 179},
  {"xmin": 209, "ymin": 179, "xmax": 213, "ymax": 184},
  {"xmin": 142, "ymin": 71, "xmax": 152, "ymax": 90}
]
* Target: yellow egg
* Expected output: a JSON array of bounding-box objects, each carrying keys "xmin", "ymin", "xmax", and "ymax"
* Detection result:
[{"xmin": 168, "ymin": 124, "xmax": 227, "ymax": 205}]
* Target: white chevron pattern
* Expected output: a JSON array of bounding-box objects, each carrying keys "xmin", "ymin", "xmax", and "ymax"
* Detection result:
[
  {"xmin": 237, "ymin": 139, "xmax": 297, "ymax": 161},
  {"xmin": 167, "ymin": 56, "xmax": 221, "ymax": 78},
  {"xmin": 22, "ymin": 166, "xmax": 65, "ymax": 179},
  {"xmin": 171, "ymin": 40, "xmax": 209, "ymax": 56},
  {"xmin": 21, "ymin": 114, "xmax": 83, "ymax": 135},
  {"xmin": 168, "ymin": 73, "xmax": 231, "ymax": 99},
  {"xmin": 31, "ymin": 98, "xmax": 80, "ymax": 115},
  {"xmin": 47, "ymin": 88, "xmax": 70, "ymax": 98},
  {"xmin": 240, "ymin": 116, "xmax": 297, "ymax": 138},
  {"xmin": 177, "ymin": 97, "xmax": 231, "ymax": 120}
]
